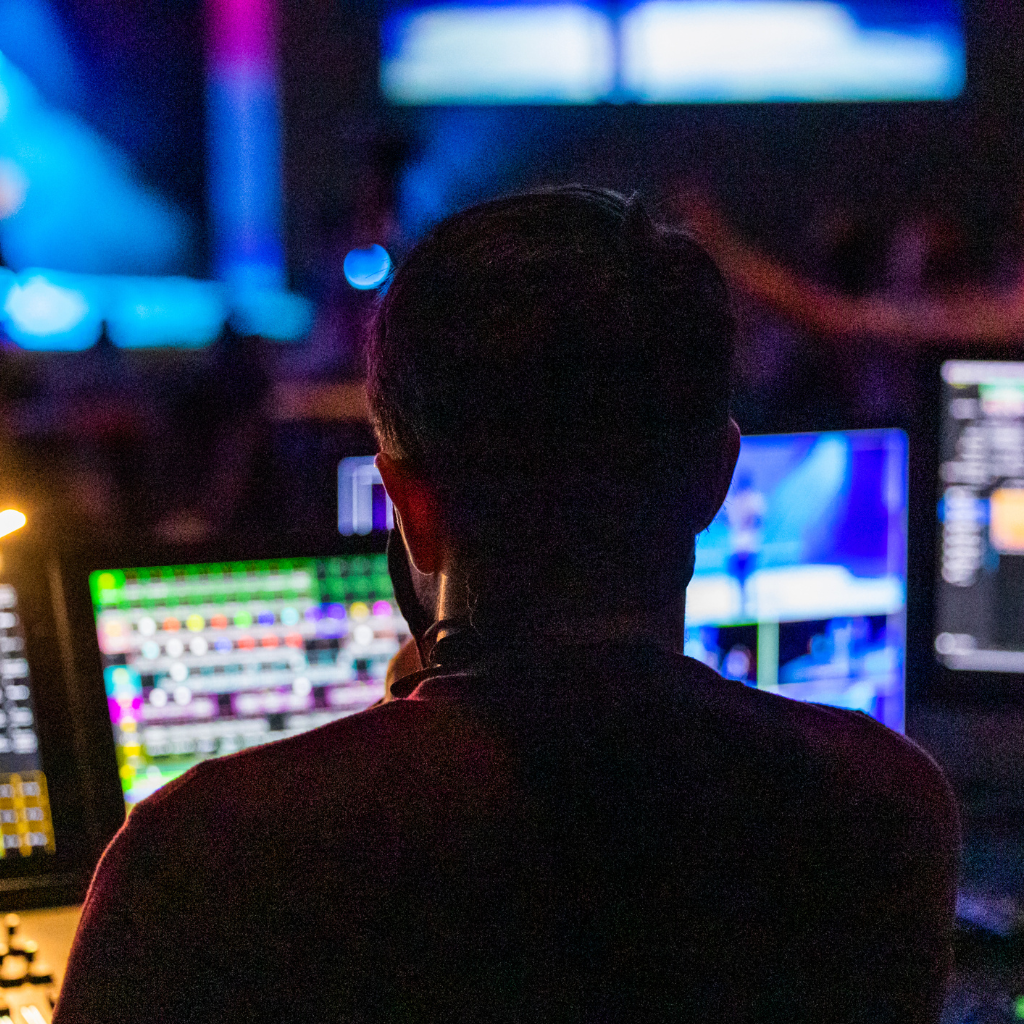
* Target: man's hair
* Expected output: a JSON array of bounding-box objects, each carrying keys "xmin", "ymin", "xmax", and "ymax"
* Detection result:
[{"xmin": 367, "ymin": 185, "xmax": 734, "ymax": 610}]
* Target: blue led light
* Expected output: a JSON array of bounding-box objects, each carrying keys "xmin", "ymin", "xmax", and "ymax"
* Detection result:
[{"xmin": 343, "ymin": 245, "xmax": 392, "ymax": 290}]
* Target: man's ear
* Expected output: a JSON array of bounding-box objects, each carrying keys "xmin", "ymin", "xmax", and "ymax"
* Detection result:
[
  {"xmin": 375, "ymin": 454, "xmax": 447, "ymax": 576},
  {"xmin": 692, "ymin": 418, "xmax": 741, "ymax": 534}
]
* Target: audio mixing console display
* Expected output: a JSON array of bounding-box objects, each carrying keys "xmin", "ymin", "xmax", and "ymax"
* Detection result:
[
  {"xmin": 0, "ymin": 586, "xmax": 54, "ymax": 858},
  {"xmin": 90, "ymin": 556, "xmax": 410, "ymax": 810}
]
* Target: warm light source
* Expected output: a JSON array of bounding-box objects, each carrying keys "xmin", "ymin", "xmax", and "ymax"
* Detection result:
[{"xmin": 0, "ymin": 510, "xmax": 26, "ymax": 540}]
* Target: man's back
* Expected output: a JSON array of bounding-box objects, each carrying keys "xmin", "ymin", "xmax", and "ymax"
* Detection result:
[{"xmin": 56, "ymin": 643, "xmax": 958, "ymax": 1023}]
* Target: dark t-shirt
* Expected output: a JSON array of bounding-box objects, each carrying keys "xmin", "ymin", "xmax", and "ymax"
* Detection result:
[{"xmin": 55, "ymin": 644, "xmax": 959, "ymax": 1023}]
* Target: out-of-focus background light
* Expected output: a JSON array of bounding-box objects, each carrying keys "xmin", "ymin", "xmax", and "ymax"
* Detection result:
[
  {"xmin": 382, "ymin": 1, "xmax": 965, "ymax": 104},
  {"xmin": 343, "ymin": 246, "xmax": 392, "ymax": 291},
  {"xmin": 0, "ymin": 510, "xmax": 26, "ymax": 540}
]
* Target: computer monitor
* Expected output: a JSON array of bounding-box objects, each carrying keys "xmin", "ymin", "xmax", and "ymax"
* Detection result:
[
  {"xmin": 684, "ymin": 429, "xmax": 908, "ymax": 732},
  {"xmin": 380, "ymin": 1, "xmax": 965, "ymax": 104},
  {"xmin": 934, "ymin": 361, "xmax": 1024, "ymax": 674},
  {"xmin": 82, "ymin": 547, "xmax": 410, "ymax": 813},
  {"xmin": 0, "ymin": 532, "xmax": 98, "ymax": 906}
]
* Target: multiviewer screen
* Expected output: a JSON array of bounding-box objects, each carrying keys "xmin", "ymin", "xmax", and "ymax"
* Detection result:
[
  {"xmin": 90, "ymin": 557, "xmax": 410, "ymax": 810},
  {"xmin": 935, "ymin": 361, "xmax": 1024, "ymax": 672},
  {"xmin": 684, "ymin": 429, "xmax": 908, "ymax": 732}
]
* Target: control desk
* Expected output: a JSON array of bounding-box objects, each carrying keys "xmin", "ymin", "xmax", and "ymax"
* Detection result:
[{"xmin": 0, "ymin": 908, "xmax": 80, "ymax": 1024}]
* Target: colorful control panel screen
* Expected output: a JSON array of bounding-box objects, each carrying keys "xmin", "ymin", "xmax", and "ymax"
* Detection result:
[{"xmin": 90, "ymin": 556, "xmax": 410, "ymax": 811}]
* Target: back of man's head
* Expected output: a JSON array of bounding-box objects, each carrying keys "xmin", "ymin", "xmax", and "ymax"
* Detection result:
[{"xmin": 367, "ymin": 185, "xmax": 735, "ymax": 613}]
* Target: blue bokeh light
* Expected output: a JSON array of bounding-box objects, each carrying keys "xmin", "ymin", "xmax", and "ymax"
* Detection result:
[{"xmin": 343, "ymin": 245, "xmax": 392, "ymax": 290}]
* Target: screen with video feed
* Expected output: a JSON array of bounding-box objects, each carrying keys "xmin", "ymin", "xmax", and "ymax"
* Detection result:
[
  {"xmin": 935, "ymin": 361, "xmax": 1024, "ymax": 673},
  {"xmin": 91, "ymin": 557, "xmax": 411, "ymax": 811},
  {"xmin": 381, "ymin": 1, "xmax": 964, "ymax": 104},
  {"xmin": 684, "ymin": 429, "xmax": 907, "ymax": 731}
]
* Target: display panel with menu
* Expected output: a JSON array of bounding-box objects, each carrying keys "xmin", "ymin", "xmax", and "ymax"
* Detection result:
[
  {"xmin": 89, "ymin": 554, "xmax": 410, "ymax": 812},
  {"xmin": 935, "ymin": 361, "xmax": 1024, "ymax": 673}
]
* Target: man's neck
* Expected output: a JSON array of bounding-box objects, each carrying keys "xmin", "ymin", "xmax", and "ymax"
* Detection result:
[{"xmin": 435, "ymin": 571, "xmax": 686, "ymax": 654}]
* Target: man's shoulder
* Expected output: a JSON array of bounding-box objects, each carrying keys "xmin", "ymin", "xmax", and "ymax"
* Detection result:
[
  {"xmin": 129, "ymin": 693, "xmax": 489, "ymax": 850},
  {"xmin": 677, "ymin": 655, "xmax": 956, "ymax": 822}
]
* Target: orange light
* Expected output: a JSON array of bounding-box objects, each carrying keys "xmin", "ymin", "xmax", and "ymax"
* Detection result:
[{"xmin": 0, "ymin": 511, "xmax": 26, "ymax": 540}]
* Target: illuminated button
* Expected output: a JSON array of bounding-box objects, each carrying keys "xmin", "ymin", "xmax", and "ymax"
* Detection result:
[
  {"xmin": 260, "ymin": 635, "xmax": 279, "ymax": 648},
  {"xmin": 111, "ymin": 667, "xmax": 131, "ymax": 689},
  {"xmin": 173, "ymin": 686, "xmax": 191, "ymax": 705},
  {"xmin": 257, "ymin": 612, "xmax": 275, "ymax": 626},
  {"xmin": 186, "ymin": 614, "xmax": 205, "ymax": 632},
  {"xmin": 237, "ymin": 636, "xmax": 255, "ymax": 650},
  {"xmin": 165, "ymin": 638, "xmax": 184, "ymax": 659},
  {"xmin": 292, "ymin": 676, "xmax": 312, "ymax": 697},
  {"xmin": 97, "ymin": 572, "xmax": 116, "ymax": 590},
  {"xmin": 168, "ymin": 662, "xmax": 189, "ymax": 683},
  {"xmin": 284, "ymin": 633, "xmax": 304, "ymax": 648},
  {"xmin": 137, "ymin": 616, "xmax": 157, "ymax": 636},
  {"xmin": 149, "ymin": 688, "xmax": 168, "ymax": 707},
  {"xmin": 372, "ymin": 600, "xmax": 392, "ymax": 617},
  {"xmin": 162, "ymin": 617, "xmax": 180, "ymax": 632},
  {"xmin": 280, "ymin": 608, "xmax": 300, "ymax": 626},
  {"xmin": 353, "ymin": 624, "xmax": 374, "ymax": 646},
  {"xmin": 214, "ymin": 638, "xmax": 232, "ymax": 652},
  {"xmin": 350, "ymin": 602, "xmax": 370, "ymax": 620},
  {"xmin": 189, "ymin": 636, "xmax": 209, "ymax": 656},
  {"xmin": 210, "ymin": 614, "xmax": 228, "ymax": 629},
  {"xmin": 0, "ymin": 957, "xmax": 26, "ymax": 986},
  {"xmin": 234, "ymin": 611, "xmax": 253, "ymax": 628}
]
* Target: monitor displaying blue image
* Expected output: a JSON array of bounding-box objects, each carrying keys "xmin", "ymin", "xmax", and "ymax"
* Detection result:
[
  {"xmin": 381, "ymin": 1, "xmax": 964, "ymax": 104},
  {"xmin": 684, "ymin": 429, "xmax": 908, "ymax": 731}
]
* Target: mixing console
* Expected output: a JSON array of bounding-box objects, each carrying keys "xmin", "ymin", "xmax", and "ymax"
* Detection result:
[
  {"xmin": 0, "ymin": 909, "xmax": 80, "ymax": 1024},
  {"xmin": 90, "ymin": 555, "xmax": 409, "ymax": 810}
]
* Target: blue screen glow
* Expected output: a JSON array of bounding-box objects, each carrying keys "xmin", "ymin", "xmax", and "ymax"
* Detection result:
[{"xmin": 382, "ymin": 1, "xmax": 964, "ymax": 103}]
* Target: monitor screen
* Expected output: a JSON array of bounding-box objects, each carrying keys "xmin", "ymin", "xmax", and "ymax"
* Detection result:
[
  {"xmin": 339, "ymin": 457, "xmax": 395, "ymax": 536},
  {"xmin": 0, "ymin": 582, "xmax": 55, "ymax": 859},
  {"xmin": 381, "ymin": 1, "xmax": 965, "ymax": 104},
  {"xmin": 90, "ymin": 556, "xmax": 410, "ymax": 811},
  {"xmin": 684, "ymin": 429, "xmax": 908, "ymax": 731},
  {"xmin": 935, "ymin": 361, "xmax": 1024, "ymax": 673}
]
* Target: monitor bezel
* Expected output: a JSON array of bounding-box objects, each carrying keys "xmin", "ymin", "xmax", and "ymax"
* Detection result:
[{"xmin": 54, "ymin": 531, "xmax": 394, "ymax": 872}]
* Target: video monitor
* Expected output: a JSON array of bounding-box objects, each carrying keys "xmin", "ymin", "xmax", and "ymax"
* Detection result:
[
  {"xmin": 934, "ymin": 361, "xmax": 1024, "ymax": 674},
  {"xmin": 89, "ymin": 554, "xmax": 410, "ymax": 812},
  {"xmin": 684, "ymin": 429, "xmax": 908, "ymax": 732},
  {"xmin": 381, "ymin": 1, "xmax": 965, "ymax": 104},
  {"xmin": 339, "ymin": 457, "xmax": 394, "ymax": 535}
]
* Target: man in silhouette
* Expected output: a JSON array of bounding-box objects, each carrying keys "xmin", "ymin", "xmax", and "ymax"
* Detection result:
[{"xmin": 57, "ymin": 187, "xmax": 959, "ymax": 1023}]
